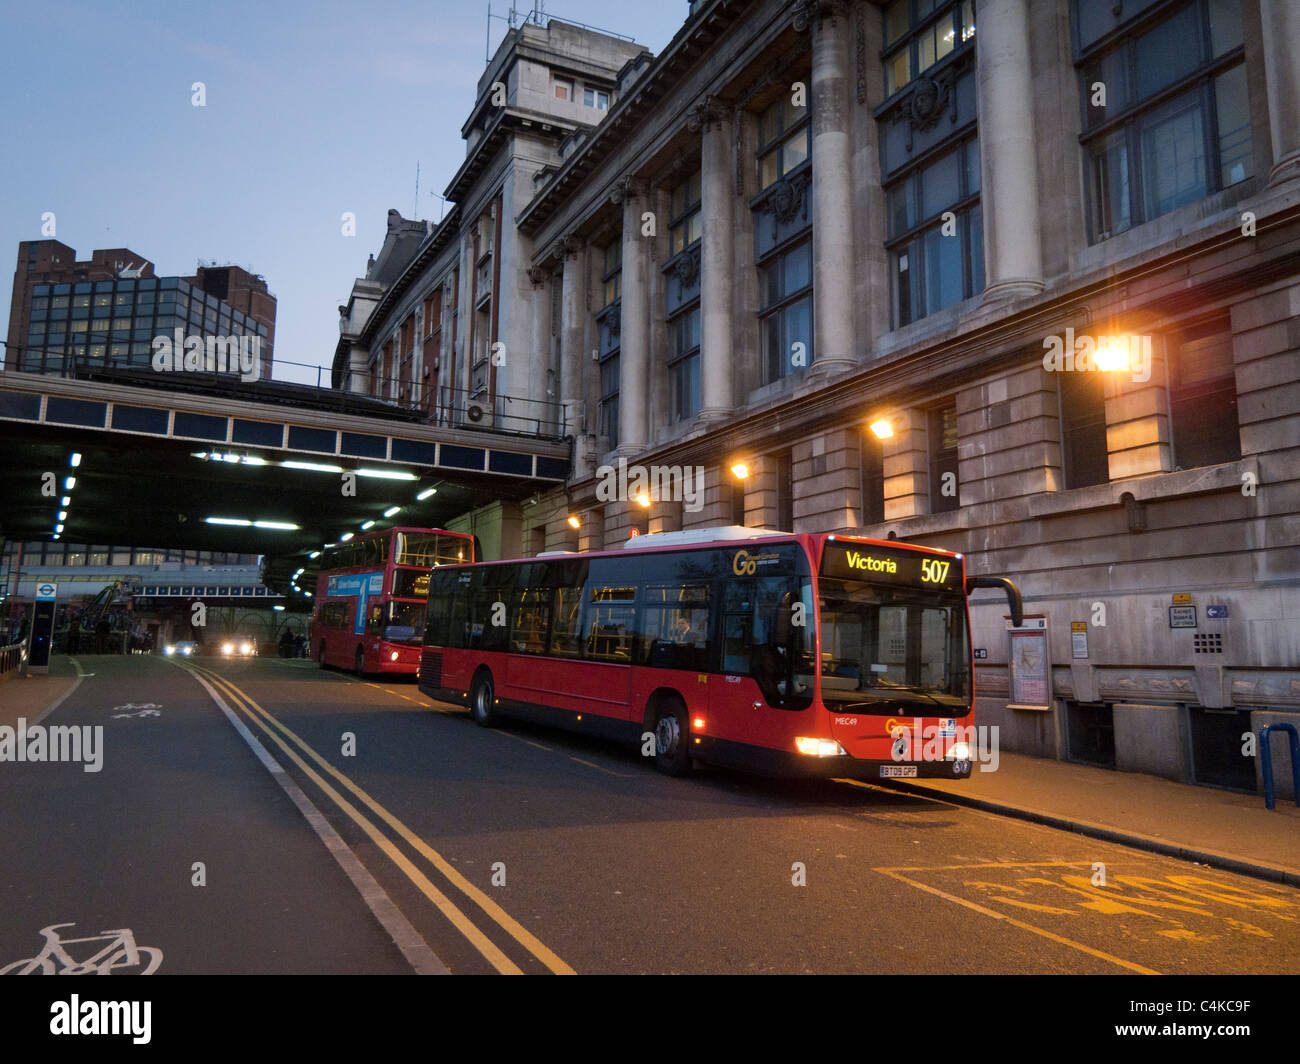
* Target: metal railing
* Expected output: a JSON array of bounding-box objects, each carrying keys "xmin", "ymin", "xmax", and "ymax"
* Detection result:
[
  {"xmin": 0, "ymin": 640, "xmax": 26, "ymax": 679},
  {"xmin": 1260, "ymin": 723, "xmax": 1300, "ymax": 811},
  {"xmin": 2, "ymin": 342, "xmax": 568, "ymax": 441}
]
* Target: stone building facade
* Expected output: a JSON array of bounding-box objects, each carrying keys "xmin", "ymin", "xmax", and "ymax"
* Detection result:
[{"xmin": 334, "ymin": 1, "xmax": 1300, "ymax": 794}]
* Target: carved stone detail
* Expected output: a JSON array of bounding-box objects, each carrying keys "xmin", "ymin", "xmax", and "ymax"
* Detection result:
[
  {"xmin": 672, "ymin": 246, "xmax": 701, "ymax": 287},
  {"xmin": 686, "ymin": 95, "xmax": 727, "ymax": 134},
  {"xmin": 855, "ymin": 5, "xmax": 867, "ymax": 105}
]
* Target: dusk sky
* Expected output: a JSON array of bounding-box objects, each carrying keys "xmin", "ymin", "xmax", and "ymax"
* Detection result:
[{"xmin": 0, "ymin": 0, "xmax": 682, "ymax": 384}]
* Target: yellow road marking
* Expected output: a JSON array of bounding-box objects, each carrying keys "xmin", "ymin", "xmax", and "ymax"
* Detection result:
[
  {"xmin": 569, "ymin": 756, "xmax": 634, "ymax": 778},
  {"xmin": 873, "ymin": 867, "xmax": 1161, "ymax": 975},
  {"xmin": 189, "ymin": 663, "xmax": 523, "ymax": 974},
  {"xmin": 190, "ymin": 663, "xmax": 575, "ymax": 975}
]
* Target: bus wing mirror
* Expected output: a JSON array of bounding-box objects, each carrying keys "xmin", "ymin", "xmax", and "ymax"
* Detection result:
[{"xmin": 965, "ymin": 576, "xmax": 1023, "ymax": 627}]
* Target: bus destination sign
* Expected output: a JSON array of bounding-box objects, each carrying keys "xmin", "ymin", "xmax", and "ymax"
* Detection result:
[{"xmin": 820, "ymin": 540, "xmax": 962, "ymax": 590}]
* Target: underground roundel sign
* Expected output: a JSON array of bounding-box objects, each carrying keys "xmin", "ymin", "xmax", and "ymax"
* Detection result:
[{"xmin": 36, "ymin": 583, "xmax": 58, "ymax": 600}]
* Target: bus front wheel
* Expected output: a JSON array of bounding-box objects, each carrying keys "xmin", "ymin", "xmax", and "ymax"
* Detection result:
[
  {"xmin": 470, "ymin": 671, "xmax": 498, "ymax": 727},
  {"xmin": 652, "ymin": 698, "xmax": 692, "ymax": 777}
]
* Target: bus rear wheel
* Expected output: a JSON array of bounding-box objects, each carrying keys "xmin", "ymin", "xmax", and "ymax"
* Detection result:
[
  {"xmin": 652, "ymin": 698, "xmax": 692, "ymax": 777},
  {"xmin": 470, "ymin": 671, "xmax": 498, "ymax": 727}
]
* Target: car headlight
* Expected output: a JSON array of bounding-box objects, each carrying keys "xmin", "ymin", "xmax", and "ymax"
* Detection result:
[
  {"xmin": 221, "ymin": 642, "xmax": 234, "ymax": 655},
  {"xmin": 240, "ymin": 642, "xmax": 252, "ymax": 655},
  {"xmin": 164, "ymin": 645, "xmax": 175, "ymax": 656},
  {"xmin": 182, "ymin": 646, "xmax": 192, "ymax": 656}
]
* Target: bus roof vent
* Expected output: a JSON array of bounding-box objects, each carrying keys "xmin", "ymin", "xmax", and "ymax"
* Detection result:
[
  {"xmin": 535, "ymin": 550, "xmax": 579, "ymax": 556},
  {"xmin": 620, "ymin": 526, "xmax": 789, "ymax": 549}
]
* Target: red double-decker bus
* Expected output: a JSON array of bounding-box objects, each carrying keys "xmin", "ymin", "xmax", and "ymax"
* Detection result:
[
  {"xmin": 418, "ymin": 527, "xmax": 1021, "ymax": 777},
  {"xmin": 310, "ymin": 527, "xmax": 475, "ymax": 675}
]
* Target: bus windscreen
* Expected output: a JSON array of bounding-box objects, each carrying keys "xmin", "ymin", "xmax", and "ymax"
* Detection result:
[{"xmin": 819, "ymin": 543, "xmax": 970, "ymax": 713}]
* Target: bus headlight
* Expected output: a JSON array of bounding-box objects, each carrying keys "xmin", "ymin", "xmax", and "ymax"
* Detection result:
[
  {"xmin": 947, "ymin": 742, "xmax": 972, "ymax": 762},
  {"xmin": 390, "ymin": 651, "xmax": 399, "ymax": 661},
  {"xmin": 795, "ymin": 737, "xmax": 846, "ymax": 757}
]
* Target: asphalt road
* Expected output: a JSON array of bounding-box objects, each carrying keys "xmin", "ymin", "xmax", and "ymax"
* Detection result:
[{"xmin": 3, "ymin": 653, "xmax": 1298, "ymax": 975}]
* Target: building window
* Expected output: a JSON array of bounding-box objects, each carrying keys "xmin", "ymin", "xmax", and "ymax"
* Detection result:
[
  {"xmin": 757, "ymin": 96, "xmax": 810, "ymax": 191},
  {"xmin": 928, "ymin": 404, "xmax": 959, "ymax": 512},
  {"xmin": 669, "ymin": 172, "xmax": 702, "ymax": 255},
  {"xmin": 1169, "ymin": 320, "xmax": 1239, "ymax": 469},
  {"xmin": 1076, "ymin": 0, "xmax": 1250, "ymax": 242},
  {"xmin": 601, "ymin": 240, "xmax": 621, "ymax": 308},
  {"xmin": 860, "ymin": 430, "xmax": 885, "ymax": 526},
  {"xmin": 1058, "ymin": 370, "xmax": 1109, "ymax": 489},
  {"xmin": 758, "ymin": 240, "xmax": 813, "ymax": 383},
  {"xmin": 598, "ymin": 241, "xmax": 622, "ymax": 448},
  {"xmin": 668, "ymin": 305, "xmax": 700, "ymax": 423},
  {"xmin": 583, "ymin": 86, "xmax": 610, "ymax": 110},
  {"xmin": 883, "ymin": 0, "xmax": 976, "ymax": 97},
  {"xmin": 887, "ymin": 137, "xmax": 983, "ymax": 326},
  {"xmin": 554, "ymin": 77, "xmax": 572, "ymax": 101}
]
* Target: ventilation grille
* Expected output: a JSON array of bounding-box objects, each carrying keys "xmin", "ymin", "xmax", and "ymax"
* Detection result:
[
  {"xmin": 420, "ymin": 650, "xmax": 444, "ymax": 686},
  {"xmin": 1193, "ymin": 634, "xmax": 1223, "ymax": 654}
]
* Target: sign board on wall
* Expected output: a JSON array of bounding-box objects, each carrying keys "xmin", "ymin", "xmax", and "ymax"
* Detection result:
[{"xmin": 1006, "ymin": 615, "xmax": 1050, "ymax": 711}]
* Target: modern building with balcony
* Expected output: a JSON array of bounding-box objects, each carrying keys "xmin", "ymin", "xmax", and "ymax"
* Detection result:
[{"xmin": 333, "ymin": 0, "xmax": 1300, "ymax": 795}]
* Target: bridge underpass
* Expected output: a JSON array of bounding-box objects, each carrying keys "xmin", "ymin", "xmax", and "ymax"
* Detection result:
[{"xmin": 0, "ymin": 367, "xmax": 571, "ymax": 601}]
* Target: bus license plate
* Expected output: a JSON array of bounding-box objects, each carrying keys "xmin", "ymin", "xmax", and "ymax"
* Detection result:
[{"xmin": 880, "ymin": 766, "xmax": 917, "ymax": 778}]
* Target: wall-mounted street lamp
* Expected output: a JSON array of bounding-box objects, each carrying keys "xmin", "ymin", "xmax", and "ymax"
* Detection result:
[
  {"xmin": 869, "ymin": 418, "xmax": 894, "ymax": 440},
  {"xmin": 730, "ymin": 463, "xmax": 749, "ymax": 479}
]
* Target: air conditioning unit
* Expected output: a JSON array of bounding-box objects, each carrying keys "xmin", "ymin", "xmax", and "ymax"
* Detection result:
[{"xmin": 467, "ymin": 403, "xmax": 485, "ymax": 423}]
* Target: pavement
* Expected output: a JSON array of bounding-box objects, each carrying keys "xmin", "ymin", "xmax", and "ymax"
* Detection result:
[
  {"xmin": 5, "ymin": 655, "xmax": 1298, "ymax": 891},
  {"xmin": 891, "ymin": 751, "xmax": 1300, "ymax": 887},
  {"xmin": 0, "ymin": 653, "xmax": 82, "ymax": 730}
]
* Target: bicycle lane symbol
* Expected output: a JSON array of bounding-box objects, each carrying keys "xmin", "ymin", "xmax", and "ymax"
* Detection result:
[
  {"xmin": 111, "ymin": 703, "xmax": 162, "ymax": 720},
  {"xmin": 1, "ymin": 923, "xmax": 163, "ymax": 975}
]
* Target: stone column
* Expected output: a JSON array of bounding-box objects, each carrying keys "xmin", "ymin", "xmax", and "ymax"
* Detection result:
[
  {"xmin": 559, "ymin": 236, "xmax": 588, "ymax": 464},
  {"xmin": 798, "ymin": 0, "xmax": 857, "ymax": 375},
  {"xmin": 617, "ymin": 176, "xmax": 651, "ymax": 454},
  {"xmin": 694, "ymin": 98, "xmax": 735, "ymax": 419},
  {"xmin": 976, "ymin": 0, "xmax": 1044, "ymax": 302},
  {"xmin": 1261, "ymin": 0, "xmax": 1300, "ymax": 186}
]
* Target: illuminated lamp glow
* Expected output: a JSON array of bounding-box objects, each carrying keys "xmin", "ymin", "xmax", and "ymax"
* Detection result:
[
  {"xmin": 361, "ymin": 521, "xmax": 376, "ymax": 530},
  {"xmin": 339, "ymin": 533, "xmax": 354, "ymax": 542},
  {"xmin": 383, "ymin": 507, "xmax": 401, "ymax": 517},
  {"xmin": 356, "ymin": 468, "xmax": 417, "ymax": 480},
  {"xmin": 566, "ymin": 515, "xmax": 581, "ymax": 529},
  {"xmin": 206, "ymin": 517, "xmax": 252, "ymax": 526},
  {"xmin": 282, "ymin": 461, "xmax": 343, "ymax": 473},
  {"xmin": 730, "ymin": 463, "xmax": 749, "ymax": 479},
  {"xmin": 69, "ymin": 453, "xmax": 82, "ymax": 467},
  {"xmin": 416, "ymin": 487, "xmax": 437, "ymax": 500},
  {"xmin": 869, "ymin": 419, "xmax": 894, "ymax": 440}
]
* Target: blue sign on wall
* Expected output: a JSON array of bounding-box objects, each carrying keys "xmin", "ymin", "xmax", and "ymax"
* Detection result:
[{"xmin": 1207, "ymin": 604, "xmax": 1229, "ymax": 619}]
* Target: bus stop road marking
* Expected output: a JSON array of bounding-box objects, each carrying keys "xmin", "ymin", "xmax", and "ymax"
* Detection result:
[
  {"xmin": 872, "ymin": 866, "xmax": 1161, "ymax": 975},
  {"xmin": 875, "ymin": 860, "xmax": 1300, "ymax": 962},
  {"xmin": 184, "ymin": 661, "xmax": 575, "ymax": 975}
]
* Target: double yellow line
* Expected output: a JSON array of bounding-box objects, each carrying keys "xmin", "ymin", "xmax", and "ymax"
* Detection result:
[{"xmin": 184, "ymin": 660, "xmax": 574, "ymax": 975}]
